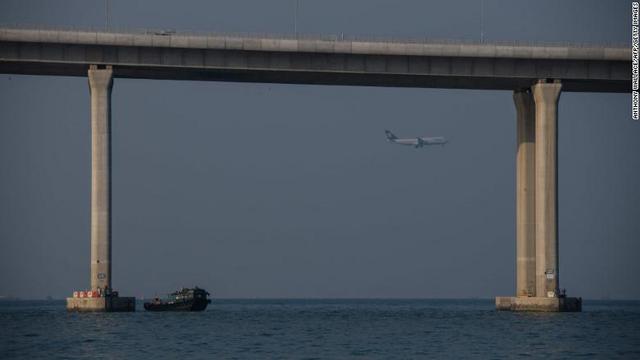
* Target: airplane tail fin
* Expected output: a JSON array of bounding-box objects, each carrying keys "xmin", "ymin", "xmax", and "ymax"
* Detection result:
[{"xmin": 385, "ymin": 130, "xmax": 397, "ymax": 141}]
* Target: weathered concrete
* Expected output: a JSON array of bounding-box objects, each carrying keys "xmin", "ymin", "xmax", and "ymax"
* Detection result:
[
  {"xmin": 514, "ymin": 90, "xmax": 536, "ymax": 297},
  {"xmin": 0, "ymin": 28, "xmax": 628, "ymax": 60},
  {"xmin": 66, "ymin": 296, "xmax": 135, "ymax": 312},
  {"xmin": 64, "ymin": 66, "xmax": 135, "ymax": 312},
  {"xmin": 533, "ymin": 80, "xmax": 562, "ymax": 298},
  {"xmin": 496, "ymin": 296, "xmax": 582, "ymax": 312},
  {"xmin": 0, "ymin": 27, "xmax": 630, "ymax": 92},
  {"xmin": 89, "ymin": 66, "xmax": 113, "ymax": 292},
  {"xmin": 497, "ymin": 81, "xmax": 581, "ymax": 312}
]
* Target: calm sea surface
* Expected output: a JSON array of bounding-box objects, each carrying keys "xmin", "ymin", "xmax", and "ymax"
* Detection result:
[{"xmin": 1, "ymin": 299, "xmax": 639, "ymax": 359}]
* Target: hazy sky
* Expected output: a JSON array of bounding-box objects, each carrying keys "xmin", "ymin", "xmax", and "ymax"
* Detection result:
[{"xmin": 0, "ymin": 0, "xmax": 637, "ymax": 300}]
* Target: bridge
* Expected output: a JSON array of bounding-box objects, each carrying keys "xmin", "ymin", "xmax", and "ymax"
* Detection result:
[
  {"xmin": 0, "ymin": 27, "xmax": 630, "ymax": 311},
  {"xmin": 0, "ymin": 27, "xmax": 628, "ymax": 91}
]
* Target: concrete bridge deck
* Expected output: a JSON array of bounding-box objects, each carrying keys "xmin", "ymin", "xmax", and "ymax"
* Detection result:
[{"xmin": 0, "ymin": 27, "xmax": 630, "ymax": 92}]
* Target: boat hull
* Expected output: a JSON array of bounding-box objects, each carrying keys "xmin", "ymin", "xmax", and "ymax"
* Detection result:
[{"xmin": 144, "ymin": 299, "xmax": 210, "ymax": 311}]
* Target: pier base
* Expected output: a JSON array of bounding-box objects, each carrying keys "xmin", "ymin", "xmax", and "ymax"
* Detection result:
[
  {"xmin": 66, "ymin": 296, "xmax": 135, "ymax": 312},
  {"xmin": 495, "ymin": 296, "xmax": 582, "ymax": 312}
]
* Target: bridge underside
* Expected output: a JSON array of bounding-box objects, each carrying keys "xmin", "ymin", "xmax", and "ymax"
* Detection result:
[
  {"xmin": 0, "ymin": 39, "xmax": 629, "ymax": 92},
  {"xmin": 0, "ymin": 60, "xmax": 628, "ymax": 92}
]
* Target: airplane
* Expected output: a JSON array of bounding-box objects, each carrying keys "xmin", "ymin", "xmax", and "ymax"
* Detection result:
[{"xmin": 385, "ymin": 130, "xmax": 448, "ymax": 148}]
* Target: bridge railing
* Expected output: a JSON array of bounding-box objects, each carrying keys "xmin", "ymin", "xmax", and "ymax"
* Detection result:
[{"xmin": 0, "ymin": 23, "xmax": 628, "ymax": 49}]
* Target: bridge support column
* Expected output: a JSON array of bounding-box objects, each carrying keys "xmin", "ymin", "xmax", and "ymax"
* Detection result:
[
  {"xmin": 67, "ymin": 65, "xmax": 134, "ymax": 312},
  {"xmin": 89, "ymin": 65, "xmax": 113, "ymax": 293},
  {"xmin": 496, "ymin": 80, "xmax": 581, "ymax": 311},
  {"xmin": 514, "ymin": 90, "xmax": 536, "ymax": 297},
  {"xmin": 532, "ymin": 80, "xmax": 561, "ymax": 299}
]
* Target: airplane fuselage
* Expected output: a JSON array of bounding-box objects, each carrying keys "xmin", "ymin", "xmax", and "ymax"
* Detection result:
[{"xmin": 385, "ymin": 130, "xmax": 447, "ymax": 148}]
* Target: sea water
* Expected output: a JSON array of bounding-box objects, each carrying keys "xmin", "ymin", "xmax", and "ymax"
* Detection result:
[{"xmin": 1, "ymin": 299, "xmax": 639, "ymax": 359}]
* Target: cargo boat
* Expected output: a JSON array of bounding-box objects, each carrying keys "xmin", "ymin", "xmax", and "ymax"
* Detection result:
[{"xmin": 144, "ymin": 287, "xmax": 211, "ymax": 311}]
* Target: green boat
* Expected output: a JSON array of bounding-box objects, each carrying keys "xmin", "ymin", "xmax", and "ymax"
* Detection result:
[{"xmin": 144, "ymin": 287, "xmax": 211, "ymax": 311}]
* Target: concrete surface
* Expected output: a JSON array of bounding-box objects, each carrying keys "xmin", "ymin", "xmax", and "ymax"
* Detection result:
[
  {"xmin": 496, "ymin": 296, "xmax": 582, "ymax": 312},
  {"xmin": 0, "ymin": 27, "xmax": 628, "ymax": 60},
  {"xmin": 66, "ymin": 296, "xmax": 135, "ymax": 312},
  {"xmin": 514, "ymin": 90, "xmax": 536, "ymax": 297},
  {"xmin": 501, "ymin": 81, "xmax": 582, "ymax": 311},
  {"xmin": 533, "ymin": 80, "xmax": 562, "ymax": 298},
  {"xmin": 64, "ymin": 67, "xmax": 135, "ymax": 312},
  {"xmin": 0, "ymin": 27, "xmax": 630, "ymax": 92},
  {"xmin": 88, "ymin": 66, "xmax": 113, "ymax": 292}
]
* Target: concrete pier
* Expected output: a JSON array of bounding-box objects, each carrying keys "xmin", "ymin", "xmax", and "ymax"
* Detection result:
[
  {"xmin": 67, "ymin": 296, "xmax": 135, "ymax": 312},
  {"xmin": 496, "ymin": 80, "xmax": 581, "ymax": 312},
  {"xmin": 66, "ymin": 66, "xmax": 134, "ymax": 312},
  {"xmin": 514, "ymin": 90, "xmax": 536, "ymax": 298},
  {"xmin": 496, "ymin": 296, "xmax": 582, "ymax": 312},
  {"xmin": 533, "ymin": 80, "xmax": 562, "ymax": 299},
  {"xmin": 89, "ymin": 65, "xmax": 113, "ymax": 293}
]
